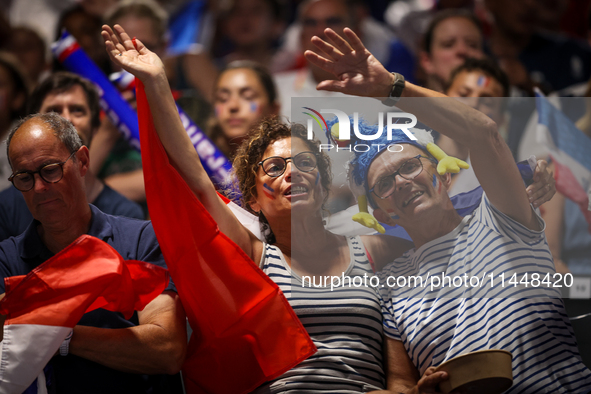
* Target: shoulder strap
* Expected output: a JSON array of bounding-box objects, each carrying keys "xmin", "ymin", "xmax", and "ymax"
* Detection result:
[{"xmin": 258, "ymin": 243, "xmax": 266, "ymax": 269}]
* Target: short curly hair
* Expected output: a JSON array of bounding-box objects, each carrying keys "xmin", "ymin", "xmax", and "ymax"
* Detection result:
[{"xmin": 232, "ymin": 117, "xmax": 332, "ymax": 242}]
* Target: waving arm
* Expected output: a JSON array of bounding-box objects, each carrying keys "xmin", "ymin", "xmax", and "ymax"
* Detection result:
[
  {"xmin": 101, "ymin": 25, "xmax": 260, "ymax": 260},
  {"xmin": 305, "ymin": 28, "xmax": 541, "ymax": 230}
]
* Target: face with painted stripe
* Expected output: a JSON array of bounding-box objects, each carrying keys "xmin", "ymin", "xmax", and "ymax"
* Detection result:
[
  {"xmin": 214, "ymin": 68, "xmax": 278, "ymax": 142},
  {"xmin": 446, "ymin": 70, "xmax": 505, "ymax": 123},
  {"xmin": 367, "ymin": 145, "xmax": 451, "ymax": 227},
  {"xmin": 421, "ymin": 16, "xmax": 484, "ymax": 88},
  {"xmin": 250, "ymin": 137, "xmax": 324, "ymax": 220}
]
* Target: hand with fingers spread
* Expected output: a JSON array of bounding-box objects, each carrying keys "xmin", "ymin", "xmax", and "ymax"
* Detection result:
[
  {"xmin": 101, "ymin": 24, "xmax": 165, "ymax": 82},
  {"xmin": 101, "ymin": 23, "xmax": 261, "ymax": 269},
  {"xmin": 304, "ymin": 28, "xmax": 395, "ymax": 98},
  {"xmin": 527, "ymin": 159, "xmax": 556, "ymax": 208}
]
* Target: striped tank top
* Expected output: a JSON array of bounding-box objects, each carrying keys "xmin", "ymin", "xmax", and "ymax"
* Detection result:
[{"xmin": 253, "ymin": 236, "xmax": 385, "ymax": 393}]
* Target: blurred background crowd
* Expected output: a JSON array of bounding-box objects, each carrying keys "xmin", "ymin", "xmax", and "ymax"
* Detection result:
[{"xmin": 1, "ymin": 0, "xmax": 590, "ymax": 309}]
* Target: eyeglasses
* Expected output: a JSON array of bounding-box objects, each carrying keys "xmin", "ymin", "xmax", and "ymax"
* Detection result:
[
  {"xmin": 369, "ymin": 155, "xmax": 436, "ymax": 199},
  {"xmin": 258, "ymin": 151, "xmax": 317, "ymax": 178},
  {"xmin": 8, "ymin": 151, "xmax": 77, "ymax": 192}
]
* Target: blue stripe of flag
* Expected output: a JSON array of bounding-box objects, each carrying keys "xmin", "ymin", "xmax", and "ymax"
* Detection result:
[{"xmin": 535, "ymin": 91, "xmax": 591, "ymax": 172}]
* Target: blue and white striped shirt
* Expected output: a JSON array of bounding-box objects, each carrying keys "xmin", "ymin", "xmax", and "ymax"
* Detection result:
[
  {"xmin": 253, "ymin": 236, "xmax": 385, "ymax": 393},
  {"xmin": 379, "ymin": 193, "xmax": 591, "ymax": 393}
]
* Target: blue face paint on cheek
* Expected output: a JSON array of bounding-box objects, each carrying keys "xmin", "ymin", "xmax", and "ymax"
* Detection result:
[
  {"xmin": 263, "ymin": 183, "xmax": 275, "ymax": 200},
  {"xmin": 250, "ymin": 102, "xmax": 258, "ymax": 113},
  {"xmin": 315, "ymin": 172, "xmax": 320, "ymax": 185},
  {"xmin": 432, "ymin": 173, "xmax": 437, "ymax": 187}
]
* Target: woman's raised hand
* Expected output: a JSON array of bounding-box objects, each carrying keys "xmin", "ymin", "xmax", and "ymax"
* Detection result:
[{"xmin": 101, "ymin": 24, "xmax": 164, "ymax": 82}]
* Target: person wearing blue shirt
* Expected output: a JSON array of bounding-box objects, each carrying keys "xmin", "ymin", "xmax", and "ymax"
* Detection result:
[
  {"xmin": 0, "ymin": 72, "xmax": 144, "ymax": 242},
  {"xmin": 0, "ymin": 112, "xmax": 186, "ymax": 393}
]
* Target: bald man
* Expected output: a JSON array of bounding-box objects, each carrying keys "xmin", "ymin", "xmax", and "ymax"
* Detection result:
[
  {"xmin": 0, "ymin": 113, "xmax": 186, "ymax": 393},
  {"xmin": 0, "ymin": 72, "xmax": 144, "ymax": 242}
]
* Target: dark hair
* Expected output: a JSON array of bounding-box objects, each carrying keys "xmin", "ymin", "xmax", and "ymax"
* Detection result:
[
  {"xmin": 232, "ymin": 117, "xmax": 331, "ymax": 243},
  {"xmin": 56, "ymin": 5, "xmax": 103, "ymax": 40},
  {"xmin": 0, "ymin": 11, "xmax": 10, "ymax": 46},
  {"xmin": 6, "ymin": 26, "xmax": 46, "ymax": 54},
  {"xmin": 208, "ymin": 62, "xmax": 278, "ymax": 157},
  {"xmin": 297, "ymin": 0, "xmax": 357, "ymax": 26},
  {"xmin": 6, "ymin": 112, "xmax": 83, "ymax": 168},
  {"xmin": 446, "ymin": 57, "xmax": 510, "ymax": 97},
  {"xmin": 224, "ymin": 61, "xmax": 278, "ymax": 104},
  {"xmin": 222, "ymin": 0, "xmax": 287, "ymax": 21},
  {"xmin": 106, "ymin": 0, "xmax": 168, "ymax": 41},
  {"xmin": 423, "ymin": 9, "xmax": 483, "ymax": 54},
  {"xmin": 261, "ymin": 0, "xmax": 286, "ymax": 20},
  {"xmin": 0, "ymin": 52, "xmax": 29, "ymax": 120},
  {"xmin": 27, "ymin": 71, "xmax": 101, "ymax": 139}
]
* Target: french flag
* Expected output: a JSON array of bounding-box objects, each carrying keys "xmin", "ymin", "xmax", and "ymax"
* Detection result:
[
  {"xmin": 0, "ymin": 235, "xmax": 169, "ymax": 394},
  {"xmin": 535, "ymin": 90, "xmax": 591, "ymax": 231},
  {"xmin": 136, "ymin": 80, "xmax": 315, "ymax": 394}
]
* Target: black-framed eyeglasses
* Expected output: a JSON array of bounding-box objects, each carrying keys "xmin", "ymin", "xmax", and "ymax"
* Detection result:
[
  {"xmin": 258, "ymin": 151, "xmax": 317, "ymax": 178},
  {"xmin": 8, "ymin": 151, "xmax": 77, "ymax": 192},
  {"xmin": 369, "ymin": 155, "xmax": 436, "ymax": 199}
]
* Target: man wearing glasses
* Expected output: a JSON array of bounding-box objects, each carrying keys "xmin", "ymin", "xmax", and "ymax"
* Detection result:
[
  {"xmin": 0, "ymin": 113, "xmax": 186, "ymax": 393},
  {"xmin": 305, "ymin": 28, "xmax": 591, "ymax": 392},
  {"xmin": 0, "ymin": 72, "xmax": 144, "ymax": 241}
]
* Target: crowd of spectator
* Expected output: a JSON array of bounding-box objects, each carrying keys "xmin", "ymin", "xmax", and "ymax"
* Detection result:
[{"xmin": 1, "ymin": 0, "xmax": 591, "ymax": 392}]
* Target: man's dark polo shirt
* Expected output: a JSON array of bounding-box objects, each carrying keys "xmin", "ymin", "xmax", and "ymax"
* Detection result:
[
  {"xmin": 0, "ymin": 185, "xmax": 144, "ymax": 241},
  {"xmin": 0, "ymin": 204, "xmax": 181, "ymax": 394}
]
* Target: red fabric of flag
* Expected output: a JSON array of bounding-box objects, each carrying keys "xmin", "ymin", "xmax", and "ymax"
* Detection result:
[
  {"xmin": 0, "ymin": 234, "xmax": 169, "ymax": 326},
  {"xmin": 136, "ymin": 80, "xmax": 315, "ymax": 394},
  {"xmin": 0, "ymin": 235, "xmax": 169, "ymax": 393}
]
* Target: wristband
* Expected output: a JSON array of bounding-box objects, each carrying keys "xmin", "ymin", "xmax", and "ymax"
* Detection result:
[
  {"xmin": 382, "ymin": 72, "xmax": 405, "ymax": 106},
  {"xmin": 60, "ymin": 330, "xmax": 73, "ymax": 356}
]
